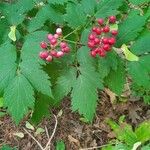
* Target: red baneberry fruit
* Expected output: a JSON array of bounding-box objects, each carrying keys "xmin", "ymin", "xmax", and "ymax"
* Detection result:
[
  {"xmin": 109, "ymin": 16, "xmax": 116, "ymax": 23},
  {"xmin": 40, "ymin": 42, "xmax": 47, "ymax": 49}
]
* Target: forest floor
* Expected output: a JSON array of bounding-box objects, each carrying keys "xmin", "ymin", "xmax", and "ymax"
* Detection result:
[{"xmin": 0, "ymin": 90, "xmax": 150, "ymax": 150}]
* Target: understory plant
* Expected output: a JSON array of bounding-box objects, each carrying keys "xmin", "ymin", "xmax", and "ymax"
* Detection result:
[{"xmin": 0, "ymin": 0, "xmax": 150, "ymax": 124}]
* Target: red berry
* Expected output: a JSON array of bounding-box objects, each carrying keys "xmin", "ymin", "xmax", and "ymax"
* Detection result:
[
  {"xmin": 88, "ymin": 33, "xmax": 96, "ymax": 40},
  {"xmin": 109, "ymin": 16, "xmax": 116, "ymax": 23},
  {"xmin": 54, "ymin": 34, "xmax": 59, "ymax": 39},
  {"xmin": 88, "ymin": 41, "xmax": 95, "ymax": 48},
  {"xmin": 102, "ymin": 37, "xmax": 109, "ymax": 44},
  {"xmin": 103, "ymin": 26, "xmax": 110, "ymax": 33},
  {"xmin": 97, "ymin": 18, "xmax": 104, "ymax": 25},
  {"xmin": 46, "ymin": 55, "xmax": 53, "ymax": 62},
  {"xmin": 103, "ymin": 44, "xmax": 111, "ymax": 51},
  {"xmin": 94, "ymin": 38, "xmax": 100, "ymax": 45},
  {"xmin": 90, "ymin": 50, "xmax": 97, "ymax": 57},
  {"xmin": 92, "ymin": 27, "xmax": 97, "ymax": 32},
  {"xmin": 95, "ymin": 27, "xmax": 101, "ymax": 35},
  {"xmin": 108, "ymin": 37, "xmax": 116, "ymax": 45},
  {"xmin": 60, "ymin": 42, "xmax": 67, "ymax": 48},
  {"xmin": 98, "ymin": 49, "xmax": 106, "ymax": 57},
  {"xmin": 56, "ymin": 51, "xmax": 64, "ymax": 57},
  {"xmin": 40, "ymin": 42, "xmax": 47, "ymax": 49},
  {"xmin": 62, "ymin": 47, "xmax": 70, "ymax": 53},
  {"xmin": 50, "ymin": 50, "xmax": 57, "ymax": 57},
  {"xmin": 47, "ymin": 34, "xmax": 53, "ymax": 41},
  {"xmin": 50, "ymin": 38, "xmax": 57, "ymax": 45},
  {"xmin": 111, "ymin": 30, "xmax": 118, "ymax": 36},
  {"xmin": 39, "ymin": 51, "xmax": 49, "ymax": 59}
]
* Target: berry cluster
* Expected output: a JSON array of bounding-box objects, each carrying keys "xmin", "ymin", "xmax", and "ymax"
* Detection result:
[
  {"xmin": 87, "ymin": 16, "xmax": 118, "ymax": 57},
  {"xmin": 39, "ymin": 28, "xmax": 70, "ymax": 62}
]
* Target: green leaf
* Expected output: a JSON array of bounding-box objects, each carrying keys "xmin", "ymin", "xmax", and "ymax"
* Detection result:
[
  {"xmin": 48, "ymin": 0, "xmax": 68, "ymax": 5},
  {"xmin": 71, "ymin": 46, "xmax": 103, "ymax": 122},
  {"xmin": 105, "ymin": 60, "xmax": 126, "ymax": 95},
  {"xmin": 0, "ymin": 0, "xmax": 34, "ymax": 25},
  {"xmin": 128, "ymin": 56, "xmax": 150, "ymax": 89},
  {"xmin": 95, "ymin": 0, "xmax": 123, "ymax": 18},
  {"xmin": 71, "ymin": 72, "xmax": 98, "ymax": 122},
  {"xmin": 98, "ymin": 52, "xmax": 118, "ymax": 79},
  {"xmin": 25, "ymin": 121, "xmax": 35, "ymax": 130},
  {"xmin": 0, "ymin": 43, "xmax": 17, "ymax": 95},
  {"xmin": 20, "ymin": 61, "xmax": 53, "ymax": 97},
  {"xmin": 135, "ymin": 121, "xmax": 150, "ymax": 143},
  {"xmin": 131, "ymin": 31, "xmax": 150, "ymax": 55},
  {"xmin": 56, "ymin": 141, "xmax": 66, "ymax": 150},
  {"xmin": 8, "ymin": 26, "xmax": 16, "ymax": 42},
  {"xmin": 35, "ymin": 128, "xmax": 45, "ymax": 136},
  {"xmin": 108, "ymin": 120, "xmax": 138, "ymax": 146},
  {"xmin": 53, "ymin": 68, "xmax": 76, "ymax": 104},
  {"xmin": 4, "ymin": 74, "xmax": 35, "ymax": 124},
  {"xmin": 31, "ymin": 94, "xmax": 52, "ymax": 124},
  {"xmin": 0, "ymin": 18, "xmax": 9, "ymax": 45},
  {"xmin": 121, "ymin": 44, "xmax": 139, "ymax": 61},
  {"xmin": 21, "ymin": 31, "xmax": 47, "ymax": 64},
  {"xmin": 116, "ymin": 10, "xmax": 149, "ymax": 47},
  {"xmin": 1, "ymin": 145, "xmax": 17, "ymax": 150},
  {"xmin": 28, "ymin": 4, "xmax": 64, "ymax": 32},
  {"xmin": 129, "ymin": 0, "xmax": 150, "ymax": 5},
  {"xmin": 80, "ymin": 0, "xmax": 97, "ymax": 15},
  {"xmin": 0, "ymin": 97, "xmax": 4, "ymax": 107},
  {"xmin": 64, "ymin": 2, "xmax": 87, "ymax": 28}
]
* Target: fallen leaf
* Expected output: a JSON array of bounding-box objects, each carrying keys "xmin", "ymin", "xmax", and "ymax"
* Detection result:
[
  {"xmin": 68, "ymin": 135, "xmax": 80, "ymax": 146},
  {"xmin": 105, "ymin": 88, "xmax": 116, "ymax": 104},
  {"xmin": 25, "ymin": 121, "xmax": 34, "ymax": 130},
  {"xmin": 13, "ymin": 132, "xmax": 24, "ymax": 138}
]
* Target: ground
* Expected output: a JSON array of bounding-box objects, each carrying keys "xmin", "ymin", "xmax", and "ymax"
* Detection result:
[{"xmin": 0, "ymin": 90, "xmax": 150, "ymax": 150}]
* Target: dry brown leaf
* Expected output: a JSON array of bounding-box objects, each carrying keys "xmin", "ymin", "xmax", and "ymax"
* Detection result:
[
  {"xmin": 104, "ymin": 88, "xmax": 116, "ymax": 104},
  {"xmin": 68, "ymin": 135, "xmax": 80, "ymax": 147}
]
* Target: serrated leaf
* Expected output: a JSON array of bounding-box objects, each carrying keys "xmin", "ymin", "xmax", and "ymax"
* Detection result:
[
  {"xmin": 98, "ymin": 52, "xmax": 118, "ymax": 79},
  {"xmin": 71, "ymin": 47, "xmax": 103, "ymax": 121},
  {"xmin": 31, "ymin": 93, "xmax": 53, "ymax": 124},
  {"xmin": 4, "ymin": 74, "xmax": 35, "ymax": 124},
  {"xmin": 116, "ymin": 10, "xmax": 149, "ymax": 47},
  {"xmin": 53, "ymin": 68, "xmax": 76, "ymax": 104},
  {"xmin": 129, "ymin": 0, "xmax": 150, "ymax": 5},
  {"xmin": 95, "ymin": 0, "xmax": 123, "ymax": 18},
  {"xmin": 135, "ymin": 121, "xmax": 150, "ymax": 143},
  {"xmin": 105, "ymin": 60, "xmax": 126, "ymax": 95},
  {"xmin": 131, "ymin": 31, "xmax": 150, "ymax": 55},
  {"xmin": 0, "ymin": 43, "xmax": 17, "ymax": 95},
  {"xmin": 20, "ymin": 61, "xmax": 53, "ymax": 97},
  {"xmin": 28, "ymin": 4, "xmax": 64, "ymax": 32},
  {"xmin": 64, "ymin": 2, "xmax": 87, "ymax": 28},
  {"xmin": 48, "ymin": 0, "xmax": 68, "ymax": 5},
  {"xmin": 128, "ymin": 56, "xmax": 150, "ymax": 89},
  {"xmin": 25, "ymin": 121, "xmax": 34, "ymax": 130},
  {"xmin": 8, "ymin": 26, "xmax": 16, "ymax": 42},
  {"xmin": 80, "ymin": 0, "xmax": 97, "ymax": 15},
  {"xmin": 0, "ymin": 0, "xmax": 34, "ymax": 25},
  {"xmin": 21, "ymin": 31, "xmax": 47, "ymax": 64},
  {"xmin": 121, "ymin": 44, "xmax": 139, "ymax": 61},
  {"xmin": 71, "ymin": 73, "xmax": 98, "ymax": 122}
]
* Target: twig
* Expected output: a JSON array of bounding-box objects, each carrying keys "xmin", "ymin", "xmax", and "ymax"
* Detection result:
[
  {"xmin": 44, "ymin": 114, "xmax": 58, "ymax": 150},
  {"xmin": 45, "ymin": 126, "xmax": 50, "ymax": 139},
  {"xmin": 23, "ymin": 128, "xmax": 44, "ymax": 150}
]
